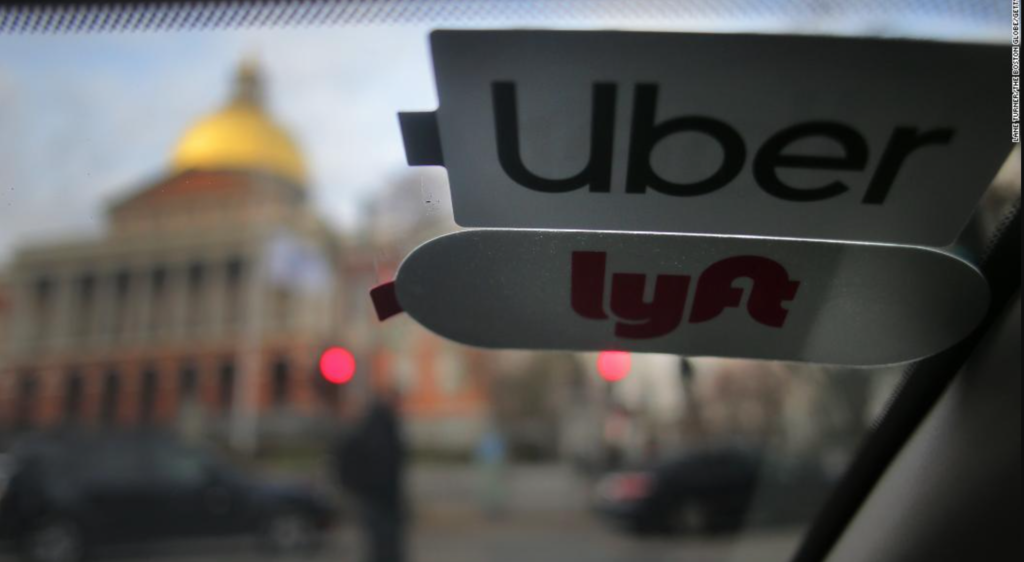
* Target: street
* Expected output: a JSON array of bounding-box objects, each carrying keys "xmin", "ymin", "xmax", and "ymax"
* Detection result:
[
  {"xmin": 1, "ymin": 464, "xmax": 804, "ymax": 562},
  {"xmin": 0, "ymin": 512, "xmax": 801, "ymax": 562}
]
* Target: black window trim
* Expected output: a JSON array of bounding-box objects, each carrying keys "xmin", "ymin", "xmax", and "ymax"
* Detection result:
[{"xmin": 792, "ymin": 201, "xmax": 1020, "ymax": 562}]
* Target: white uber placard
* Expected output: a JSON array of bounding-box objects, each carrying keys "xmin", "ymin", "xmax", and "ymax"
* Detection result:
[
  {"xmin": 400, "ymin": 31, "xmax": 1011, "ymax": 246},
  {"xmin": 372, "ymin": 230, "xmax": 989, "ymax": 367}
]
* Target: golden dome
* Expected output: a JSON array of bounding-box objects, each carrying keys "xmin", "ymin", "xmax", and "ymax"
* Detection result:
[{"xmin": 171, "ymin": 61, "xmax": 307, "ymax": 186}]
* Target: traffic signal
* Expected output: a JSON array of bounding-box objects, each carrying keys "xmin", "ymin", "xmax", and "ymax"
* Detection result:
[
  {"xmin": 597, "ymin": 350, "xmax": 631, "ymax": 382},
  {"xmin": 319, "ymin": 346, "xmax": 356, "ymax": 385}
]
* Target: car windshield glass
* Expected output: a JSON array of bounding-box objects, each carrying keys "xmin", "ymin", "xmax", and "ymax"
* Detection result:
[{"xmin": 0, "ymin": 3, "xmax": 1019, "ymax": 562}]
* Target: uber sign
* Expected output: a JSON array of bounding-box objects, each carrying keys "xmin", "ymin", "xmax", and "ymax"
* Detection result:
[
  {"xmin": 374, "ymin": 230, "xmax": 989, "ymax": 367},
  {"xmin": 400, "ymin": 31, "xmax": 1010, "ymax": 245}
]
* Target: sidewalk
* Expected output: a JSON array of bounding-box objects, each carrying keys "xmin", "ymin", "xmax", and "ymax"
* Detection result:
[{"xmin": 409, "ymin": 462, "xmax": 592, "ymax": 523}]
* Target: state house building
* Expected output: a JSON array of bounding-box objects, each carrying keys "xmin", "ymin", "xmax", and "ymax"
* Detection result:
[
  {"xmin": 0, "ymin": 62, "xmax": 451, "ymax": 452},
  {"xmin": 0, "ymin": 62, "xmax": 493, "ymax": 453}
]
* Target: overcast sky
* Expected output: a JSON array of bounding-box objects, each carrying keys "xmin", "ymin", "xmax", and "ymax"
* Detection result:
[
  {"xmin": 0, "ymin": 6, "xmax": 1005, "ymax": 266},
  {"xmin": 0, "ymin": 26, "xmax": 442, "ymax": 264}
]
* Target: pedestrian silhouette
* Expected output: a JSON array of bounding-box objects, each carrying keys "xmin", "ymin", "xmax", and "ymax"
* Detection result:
[{"xmin": 333, "ymin": 391, "xmax": 407, "ymax": 562}]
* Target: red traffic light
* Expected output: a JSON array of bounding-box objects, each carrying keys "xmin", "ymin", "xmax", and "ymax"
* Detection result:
[
  {"xmin": 597, "ymin": 351, "xmax": 631, "ymax": 382},
  {"xmin": 320, "ymin": 347, "xmax": 356, "ymax": 385}
]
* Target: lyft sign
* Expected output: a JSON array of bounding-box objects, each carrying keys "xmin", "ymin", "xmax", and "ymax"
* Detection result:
[
  {"xmin": 570, "ymin": 252, "xmax": 800, "ymax": 339},
  {"xmin": 373, "ymin": 230, "xmax": 989, "ymax": 367},
  {"xmin": 400, "ymin": 31, "xmax": 1011, "ymax": 245}
]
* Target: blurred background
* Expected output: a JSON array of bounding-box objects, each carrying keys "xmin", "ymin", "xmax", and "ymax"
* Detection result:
[{"xmin": 0, "ymin": 2, "xmax": 1019, "ymax": 562}]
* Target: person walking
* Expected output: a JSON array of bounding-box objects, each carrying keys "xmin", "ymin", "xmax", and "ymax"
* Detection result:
[{"xmin": 333, "ymin": 391, "xmax": 408, "ymax": 562}]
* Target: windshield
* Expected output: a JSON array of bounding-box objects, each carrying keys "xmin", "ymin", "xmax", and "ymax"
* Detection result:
[{"xmin": 0, "ymin": 3, "xmax": 1019, "ymax": 562}]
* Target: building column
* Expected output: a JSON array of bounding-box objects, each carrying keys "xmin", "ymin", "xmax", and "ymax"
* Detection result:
[
  {"xmin": 118, "ymin": 362, "xmax": 142, "ymax": 426},
  {"xmin": 6, "ymin": 271, "xmax": 33, "ymax": 355},
  {"xmin": 36, "ymin": 365, "xmax": 64, "ymax": 427},
  {"xmin": 135, "ymin": 265, "xmax": 153, "ymax": 347},
  {"xmin": 170, "ymin": 262, "xmax": 189, "ymax": 341},
  {"xmin": 231, "ymin": 243, "xmax": 265, "ymax": 453},
  {"xmin": 0, "ymin": 368, "xmax": 17, "ymax": 429},
  {"xmin": 208, "ymin": 256, "xmax": 227, "ymax": 338},
  {"xmin": 95, "ymin": 267, "xmax": 116, "ymax": 347},
  {"xmin": 52, "ymin": 268, "xmax": 75, "ymax": 351},
  {"xmin": 81, "ymin": 363, "xmax": 104, "ymax": 427},
  {"xmin": 291, "ymin": 345, "xmax": 315, "ymax": 415},
  {"xmin": 198, "ymin": 353, "xmax": 220, "ymax": 412},
  {"xmin": 155, "ymin": 357, "xmax": 178, "ymax": 425}
]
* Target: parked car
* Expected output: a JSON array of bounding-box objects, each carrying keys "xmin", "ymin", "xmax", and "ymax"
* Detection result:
[
  {"xmin": 0, "ymin": 432, "xmax": 338, "ymax": 562},
  {"xmin": 594, "ymin": 446, "xmax": 833, "ymax": 536}
]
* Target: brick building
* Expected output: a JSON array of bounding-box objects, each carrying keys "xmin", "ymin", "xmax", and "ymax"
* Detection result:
[
  {"xmin": 0, "ymin": 62, "xmax": 342, "ymax": 451},
  {"xmin": 0, "ymin": 62, "xmax": 494, "ymax": 454}
]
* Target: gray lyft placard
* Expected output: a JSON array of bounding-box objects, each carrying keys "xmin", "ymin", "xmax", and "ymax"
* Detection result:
[
  {"xmin": 379, "ymin": 230, "xmax": 989, "ymax": 367},
  {"xmin": 401, "ymin": 30, "xmax": 1011, "ymax": 245}
]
